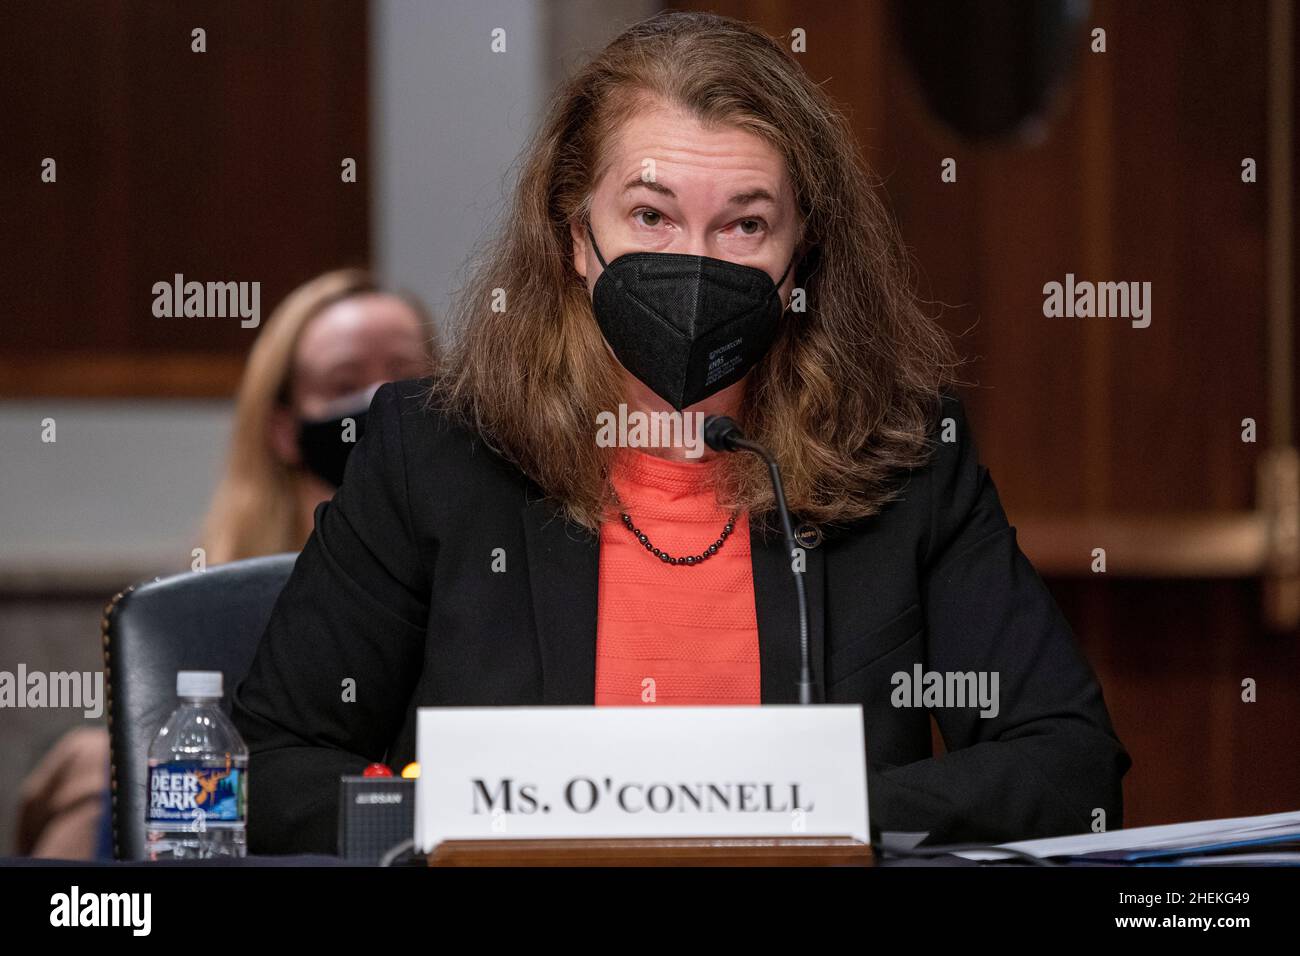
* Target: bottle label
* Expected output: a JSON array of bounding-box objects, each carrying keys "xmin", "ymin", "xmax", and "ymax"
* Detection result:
[{"xmin": 147, "ymin": 760, "xmax": 246, "ymax": 828}]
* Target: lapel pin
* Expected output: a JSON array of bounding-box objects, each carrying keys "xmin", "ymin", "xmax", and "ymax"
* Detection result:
[{"xmin": 794, "ymin": 523, "xmax": 823, "ymax": 550}]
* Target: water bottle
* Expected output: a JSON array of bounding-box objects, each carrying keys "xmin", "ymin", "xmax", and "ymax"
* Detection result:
[{"xmin": 145, "ymin": 670, "xmax": 248, "ymax": 859}]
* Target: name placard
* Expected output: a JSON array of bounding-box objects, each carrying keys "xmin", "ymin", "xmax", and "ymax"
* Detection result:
[{"xmin": 414, "ymin": 705, "xmax": 868, "ymax": 851}]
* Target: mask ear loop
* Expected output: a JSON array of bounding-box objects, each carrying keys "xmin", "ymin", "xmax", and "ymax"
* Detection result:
[
  {"xmin": 586, "ymin": 220, "xmax": 611, "ymax": 271},
  {"xmin": 774, "ymin": 250, "xmax": 798, "ymax": 312}
]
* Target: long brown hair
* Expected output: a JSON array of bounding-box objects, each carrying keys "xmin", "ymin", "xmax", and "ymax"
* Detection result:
[
  {"xmin": 203, "ymin": 269, "xmax": 435, "ymax": 563},
  {"xmin": 431, "ymin": 11, "xmax": 962, "ymax": 531}
]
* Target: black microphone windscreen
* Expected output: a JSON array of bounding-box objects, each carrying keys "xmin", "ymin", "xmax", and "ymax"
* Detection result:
[{"xmin": 703, "ymin": 415, "xmax": 742, "ymax": 452}]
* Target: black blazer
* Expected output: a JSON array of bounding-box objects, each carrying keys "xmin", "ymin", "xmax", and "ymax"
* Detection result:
[{"xmin": 232, "ymin": 378, "xmax": 1129, "ymax": 854}]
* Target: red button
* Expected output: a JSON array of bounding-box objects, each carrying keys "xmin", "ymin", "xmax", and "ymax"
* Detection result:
[{"xmin": 362, "ymin": 763, "xmax": 393, "ymax": 777}]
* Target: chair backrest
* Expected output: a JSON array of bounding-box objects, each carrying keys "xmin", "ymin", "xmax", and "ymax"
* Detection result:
[{"xmin": 101, "ymin": 553, "xmax": 297, "ymax": 860}]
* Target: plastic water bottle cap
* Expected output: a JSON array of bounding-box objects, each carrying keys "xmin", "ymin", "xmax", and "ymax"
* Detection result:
[{"xmin": 177, "ymin": 670, "xmax": 223, "ymax": 699}]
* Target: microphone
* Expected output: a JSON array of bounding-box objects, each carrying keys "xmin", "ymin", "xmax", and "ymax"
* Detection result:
[{"xmin": 704, "ymin": 415, "xmax": 814, "ymax": 705}]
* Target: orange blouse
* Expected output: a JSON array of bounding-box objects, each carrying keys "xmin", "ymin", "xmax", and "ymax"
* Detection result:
[{"xmin": 594, "ymin": 448, "xmax": 761, "ymax": 706}]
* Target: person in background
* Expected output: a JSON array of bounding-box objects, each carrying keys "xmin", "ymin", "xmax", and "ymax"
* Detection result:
[
  {"xmin": 16, "ymin": 268, "xmax": 437, "ymax": 860},
  {"xmin": 202, "ymin": 268, "xmax": 437, "ymax": 563}
]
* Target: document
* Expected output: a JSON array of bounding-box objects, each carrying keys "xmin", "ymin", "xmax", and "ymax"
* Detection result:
[{"xmin": 957, "ymin": 809, "xmax": 1300, "ymax": 862}]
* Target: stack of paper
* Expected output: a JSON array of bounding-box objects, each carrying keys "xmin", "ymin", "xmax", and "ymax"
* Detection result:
[{"xmin": 958, "ymin": 809, "xmax": 1300, "ymax": 864}]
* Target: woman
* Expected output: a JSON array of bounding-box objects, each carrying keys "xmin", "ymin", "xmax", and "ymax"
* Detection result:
[
  {"xmin": 233, "ymin": 12, "xmax": 1129, "ymax": 854},
  {"xmin": 202, "ymin": 268, "xmax": 435, "ymax": 563}
]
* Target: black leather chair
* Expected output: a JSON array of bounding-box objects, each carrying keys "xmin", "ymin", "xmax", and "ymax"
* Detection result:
[{"xmin": 100, "ymin": 553, "xmax": 297, "ymax": 859}]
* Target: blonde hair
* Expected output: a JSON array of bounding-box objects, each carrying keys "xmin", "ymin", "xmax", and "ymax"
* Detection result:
[
  {"xmin": 432, "ymin": 12, "xmax": 962, "ymax": 531},
  {"xmin": 202, "ymin": 269, "xmax": 433, "ymax": 563}
]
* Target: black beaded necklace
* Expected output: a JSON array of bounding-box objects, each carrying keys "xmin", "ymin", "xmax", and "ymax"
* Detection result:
[{"xmin": 618, "ymin": 509, "xmax": 741, "ymax": 566}]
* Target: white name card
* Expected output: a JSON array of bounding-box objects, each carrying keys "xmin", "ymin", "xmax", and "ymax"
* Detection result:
[{"xmin": 414, "ymin": 705, "xmax": 868, "ymax": 851}]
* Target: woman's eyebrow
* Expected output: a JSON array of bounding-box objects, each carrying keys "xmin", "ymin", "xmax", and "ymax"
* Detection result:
[
  {"xmin": 620, "ymin": 177, "xmax": 777, "ymax": 207},
  {"xmin": 726, "ymin": 188, "xmax": 776, "ymax": 207},
  {"xmin": 622, "ymin": 177, "xmax": 675, "ymax": 197}
]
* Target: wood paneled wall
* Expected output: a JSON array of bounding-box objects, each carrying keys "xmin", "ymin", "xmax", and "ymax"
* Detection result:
[{"xmin": 0, "ymin": 0, "xmax": 370, "ymax": 397}]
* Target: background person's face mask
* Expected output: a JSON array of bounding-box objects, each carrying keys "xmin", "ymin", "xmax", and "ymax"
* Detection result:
[
  {"xmin": 587, "ymin": 222, "xmax": 796, "ymax": 411},
  {"xmin": 295, "ymin": 384, "xmax": 379, "ymax": 488}
]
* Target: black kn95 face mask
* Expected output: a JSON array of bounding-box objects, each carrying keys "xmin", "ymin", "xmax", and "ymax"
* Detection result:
[{"xmin": 587, "ymin": 221, "xmax": 796, "ymax": 411}]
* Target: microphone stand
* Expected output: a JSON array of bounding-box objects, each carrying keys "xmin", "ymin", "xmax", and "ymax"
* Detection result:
[{"xmin": 704, "ymin": 416, "xmax": 813, "ymax": 704}]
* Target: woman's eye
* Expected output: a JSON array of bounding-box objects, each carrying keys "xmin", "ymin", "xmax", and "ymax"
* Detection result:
[
  {"xmin": 633, "ymin": 208, "xmax": 662, "ymax": 227},
  {"xmin": 736, "ymin": 218, "xmax": 764, "ymax": 236}
]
